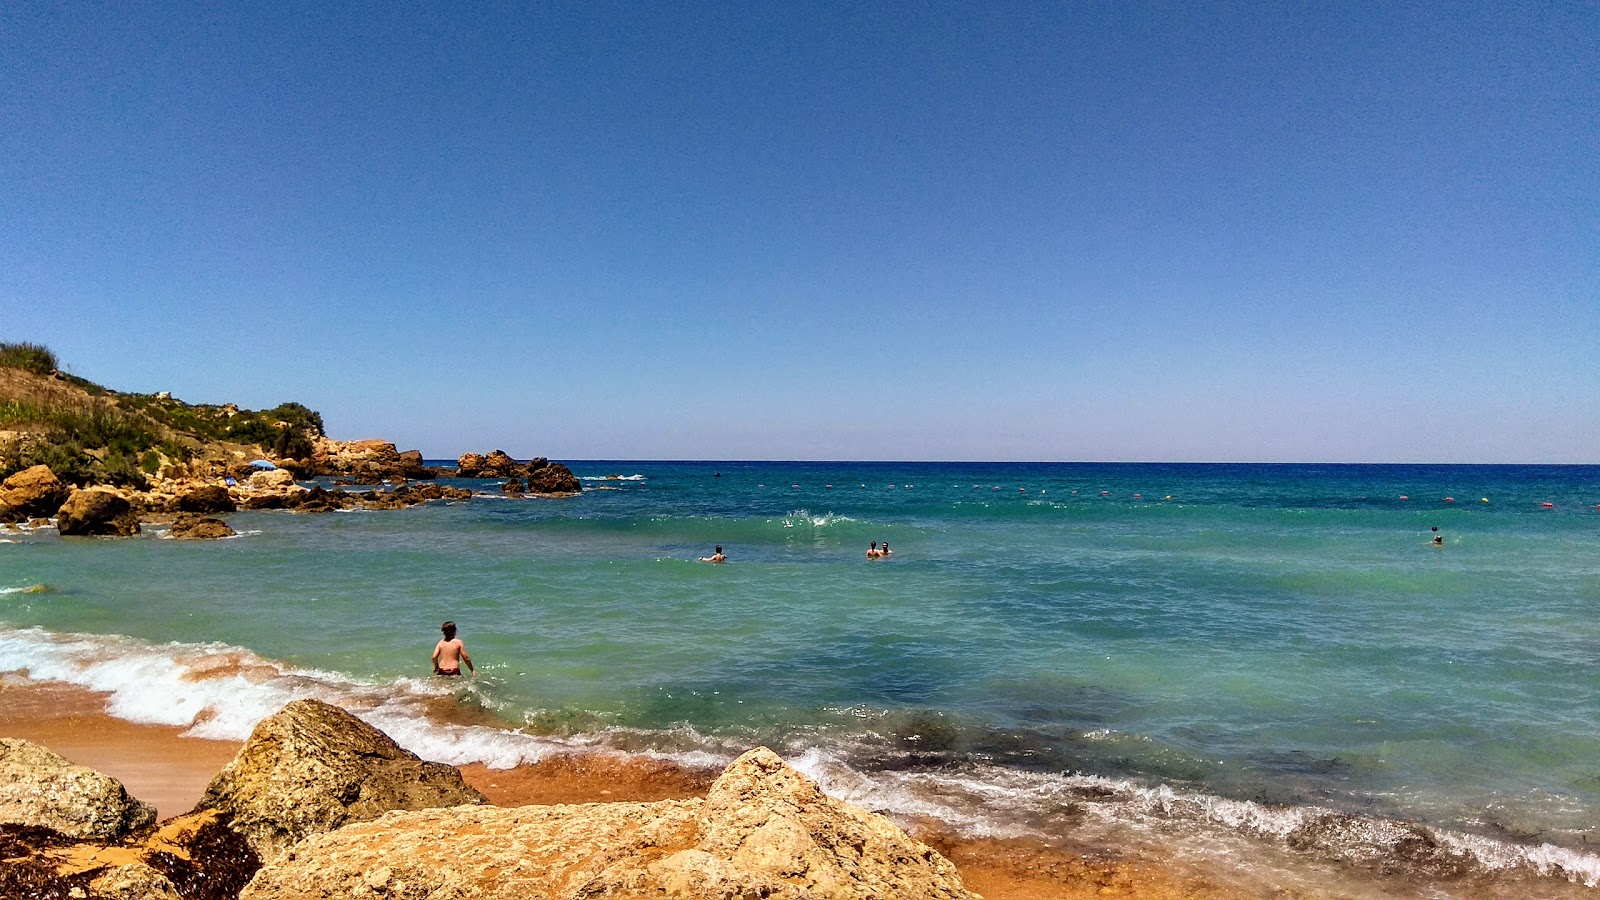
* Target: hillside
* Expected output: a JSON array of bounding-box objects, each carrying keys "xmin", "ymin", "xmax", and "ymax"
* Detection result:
[{"xmin": 0, "ymin": 342, "xmax": 325, "ymax": 487}]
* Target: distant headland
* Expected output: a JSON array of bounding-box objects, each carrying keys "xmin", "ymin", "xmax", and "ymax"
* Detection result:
[{"xmin": 0, "ymin": 341, "xmax": 579, "ymax": 537}]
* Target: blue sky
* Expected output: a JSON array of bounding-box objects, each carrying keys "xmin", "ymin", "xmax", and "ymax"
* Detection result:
[{"xmin": 3, "ymin": 2, "xmax": 1596, "ymax": 462}]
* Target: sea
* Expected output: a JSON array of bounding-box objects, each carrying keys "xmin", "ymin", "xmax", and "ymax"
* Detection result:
[{"xmin": 3, "ymin": 461, "xmax": 1598, "ymax": 897}]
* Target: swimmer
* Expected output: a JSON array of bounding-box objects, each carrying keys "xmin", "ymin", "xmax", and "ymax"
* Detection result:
[
  {"xmin": 699, "ymin": 545, "xmax": 727, "ymax": 563},
  {"xmin": 866, "ymin": 541, "xmax": 881, "ymax": 559},
  {"xmin": 880, "ymin": 542, "xmax": 892, "ymax": 556},
  {"xmin": 1430, "ymin": 526, "xmax": 1443, "ymax": 547},
  {"xmin": 431, "ymin": 621, "xmax": 475, "ymax": 677}
]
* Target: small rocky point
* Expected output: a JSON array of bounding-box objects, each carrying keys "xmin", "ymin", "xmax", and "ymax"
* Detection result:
[{"xmin": 458, "ymin": 450, "xmax": 582, "ymax": 494}]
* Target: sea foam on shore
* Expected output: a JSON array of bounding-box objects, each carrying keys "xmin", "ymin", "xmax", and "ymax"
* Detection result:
[{"xmin": 3, "ymin": 623, "xmax": 1598, "ymax": 899}]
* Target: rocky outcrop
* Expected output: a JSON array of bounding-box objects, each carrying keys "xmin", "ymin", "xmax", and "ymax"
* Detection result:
[
  {"xmin": 0, "ymin": 738, "xmax": 156, "ymax": 841},
  {"xmin": 456, "ymin": 449, "xmax": 525, "ymax": 478},
  {"xmin": 309, "ymin": 438, "xmax": 434, "ymax": 480},
  {"xmin": 55, "ymin": 487, "xmax": 141, "ymax": 536},
  {"xmin": 168, "ymin": 514, "xmax": 237, "ymax": 540},
  {"xmin": 458, "ymin": 451, "xmax": 582, "ymax": 495},
  {"xmin": 239, "ymin": 747, "xmax": 976, "ymax": 900},
  {"xmin": 526, "ymin": 458, "xmax": 582, "ymax": 494},
  {"xmin": 247, "ymin": 469, "xmax": 295, "ymax": 489},
  {"xmin": 0, "ymin": 464, "xmax": 70, "ymax": 522},
  {"xmin": 197, "ymin": 698, "xmax": 486, "ymax": 862},
  {"xmin": 175, "ymin": 483, "xmax": 237, "ymax": 514}
]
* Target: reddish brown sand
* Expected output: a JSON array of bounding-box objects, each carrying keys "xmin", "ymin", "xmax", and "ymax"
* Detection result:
[{"xmin": 1, "ymin": 679, "xmax": 1238, "ymax": 899}]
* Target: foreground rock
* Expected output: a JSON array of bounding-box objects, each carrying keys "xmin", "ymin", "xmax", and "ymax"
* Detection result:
[
  {"xmin": 197, "ymin": 698, "xmax": 487, "ymax": 862},
  {"xmin": 168, "ymin": 514, "xmax": 237, "ymax": 540},
  {"xmin": 55, "ymin": 487, "xmax": 141, "ymax": 536},
  {"xmin": 0, "ymin": 738, "xmax": 155, "ymax": 840},
  {"xmin": 0, "ymin": 464, "xmax": 69, "ymax": 522},
  {"xmin": 240, "ymin": 746, "xmax": 977, "ymax": 900}
]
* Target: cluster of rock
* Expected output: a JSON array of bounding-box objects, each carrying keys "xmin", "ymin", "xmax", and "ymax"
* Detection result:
[
  {"xmin": 0, "ymin": 699, "xmax": 978, "ymax": 900},
  {"xmin": 1, "ymin": 439, "xmax": 583, "ymax": 538},
  {"xmin": 459, "ymin": 450, "xmax": 582, "ymax": 494},
  {"xmin": 306, "ymin": 437, "xmax": 435, "ymax": 482}
]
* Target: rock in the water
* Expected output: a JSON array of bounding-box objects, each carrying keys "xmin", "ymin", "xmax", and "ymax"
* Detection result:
[
  {"xmin": 501, "ymin": 477, "xmax": 525, "ymax": 495},
  {"xmin": 55, "ymin": 488, "xmax": 141, "ymax": 536},
  {"xmin": 0, "ymin": 464, "xmax": 70, "ymax": 522},
  {"xmin": 456, "ymin": 449, "xmax": 527, "ymax": 478},
  {"xmin": 526, "ymin": 459, "xmax": 581, "ymax": 494},
  {"xmin": 1286, "ymin": 812, "xmax": 1471, "ymax": 876},
  {"xmin": 197, "ymin": 698, "xmax": 486, "ymax": 862},
  {"xmin": 0, "ymin": 738, "xmax": 156, "ymax": 841},
  {"xmin": 167, "ymin": 514, "xmax": 237, "ymax": 540},
  {"xmin": 174, "ymin": 483, "xmax": 237, "ymax": 513},
  {"xmin": 238, "ymin": 746, "xmax": 977, "ymax": 900}
]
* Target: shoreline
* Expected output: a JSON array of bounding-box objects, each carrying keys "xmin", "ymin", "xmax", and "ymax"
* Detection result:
[{"xmin": 0, "ymin": 678, "xmax": 1229, "ymax": 900}]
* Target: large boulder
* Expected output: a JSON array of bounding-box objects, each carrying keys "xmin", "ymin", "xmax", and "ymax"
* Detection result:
[
  {"xmin": 167, "ymin": 514, "xmax": 237, "ymax": 540},
  {"xmin": 0, "ymin": 738, "xmax": 156, "ymax": 841},
  {"xmin": 174, "ymin": 483, "xmax": 236, "ymax": 513},
  {"xmin": 247, "ymin": 468, "xmax": 296, "ymax": 489},
  {"xmin": 526, "ymin": 459, "xmax": 582, "ymax": 495},
  {"xmin": 457, "ymin": 449, "xmax": 526, "ymax": 479},
  {"xmin": 196, "ymin": 698, "xmax": 486, "ymax": 862},
  {"xmin": 238, "ymin": 747, "xmax": 977, "ymax": 900},
  {"xmin": 55, "ymin": 488, "xmax": 141, "ymax": 536},
  {"xmin": 0, "ymin": 464, "xmax": 70, "ymax": 522}
]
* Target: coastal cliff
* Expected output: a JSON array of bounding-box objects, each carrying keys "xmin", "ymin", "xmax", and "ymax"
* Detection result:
[{"xmin": 0, "ymin": 342, "xmax": 581, "ymax": 533}]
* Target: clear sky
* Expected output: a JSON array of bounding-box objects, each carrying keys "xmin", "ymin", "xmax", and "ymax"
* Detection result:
[{"xmin": 3, "ymin": 2, "xmax": 1596, "ymax": 462}]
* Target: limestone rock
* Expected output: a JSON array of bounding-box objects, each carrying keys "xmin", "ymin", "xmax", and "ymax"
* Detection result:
[
  {"xmin": 0, "ymin": 738, "xmax": 156, "ymax": 841},
  {"xmin": 174, "ymin": 483, "xmax": 237, "ymax": 513},
  {"xmin": 55, "ymin": 488, "xmax": 141, "ymax": 536},
  {"xmin": 456, "ymin": 449, "xmax": 526, "ymax": 479},
  {"xmin": 238, "ymin": 746, "xmax": 976, "ymax": 900},
  {"xmin": 0, "ymin": 464, "xmax": 70, "ymax": 522},
  {"xmin": 89, "ymin": 862, "xmax": 183, "ymax": 900},
  {"xmin": 248, "ymin": 468, "xmax": 295, "ymax": 489},
  {"xmin": 167, "ymin": 514, "xmax": 237, "ymax": 540},
  {"xmin": 526, "ymin": 459, "xmax": 582, "ymax": 495},
  {"xmin": 502, "ymin": 477, "xmax": 525, "ymax": 495},
  {"xmin": 310, "ymin": 438, "xmax": 434, "ymax": 480},
  {"xmin": 197, "ymin": 698, "xmax": 486, "ymax": 862}
]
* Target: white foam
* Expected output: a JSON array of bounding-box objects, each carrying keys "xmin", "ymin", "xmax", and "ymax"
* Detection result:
[{"xmin": 777, "ymin": 510, "xmax": 860, "ymax": 528}]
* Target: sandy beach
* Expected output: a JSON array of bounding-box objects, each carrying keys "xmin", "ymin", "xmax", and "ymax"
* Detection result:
[{"xmin": 0, "ymin": 678, "xmax": 1231, "ymax": 900}]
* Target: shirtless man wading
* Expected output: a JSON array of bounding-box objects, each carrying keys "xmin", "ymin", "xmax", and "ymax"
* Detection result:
[{"xmin": 432, "ymin": 620, "xmax": 475, "ymax": 677}]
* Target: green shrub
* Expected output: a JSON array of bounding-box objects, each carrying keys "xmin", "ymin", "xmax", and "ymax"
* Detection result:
[
  {"xmin": 0, "ymin": 342, "xmax": 58, "ymax": 375},
  {"xmin": 140, "ymin": 450, "xmax": 161, "ymax": 474}
]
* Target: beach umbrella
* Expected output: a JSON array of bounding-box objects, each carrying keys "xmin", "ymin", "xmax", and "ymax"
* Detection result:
[{"xmin": 248, "ymin": 459, "xmax": 277, "ymax": 470}]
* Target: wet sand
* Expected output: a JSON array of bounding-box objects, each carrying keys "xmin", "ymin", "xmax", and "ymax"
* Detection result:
[{"xmin": 0, "ymin": 679, "xmax": 1233, "ymax": 899}]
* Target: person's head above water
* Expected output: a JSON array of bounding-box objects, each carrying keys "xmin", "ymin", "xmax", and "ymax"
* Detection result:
[
  {"xmin": 441, "ymin": 621, "xmax": 457, "ymax": 640},
  {"xmin": 715, "ymin": 546, "xmax": 722, "ymax": 554}
]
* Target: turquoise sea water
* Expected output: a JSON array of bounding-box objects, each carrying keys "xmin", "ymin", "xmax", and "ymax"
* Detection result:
[{"xmin": 3, "ymin": 462, "xmax": 1598, "ymax": 896}]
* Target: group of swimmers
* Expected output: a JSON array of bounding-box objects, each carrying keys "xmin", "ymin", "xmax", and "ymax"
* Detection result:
[{"xmin": 695, "ymin": 541, "xmax": 896, "ymax": 564}]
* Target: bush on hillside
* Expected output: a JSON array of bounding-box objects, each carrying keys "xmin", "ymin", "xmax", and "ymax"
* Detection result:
[{"xmin": 0, "ymin": 342, "xmax": 58, "ymax": 375}]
